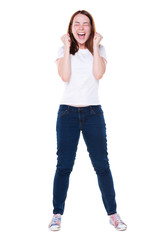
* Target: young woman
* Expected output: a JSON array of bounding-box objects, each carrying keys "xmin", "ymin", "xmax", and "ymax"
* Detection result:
[{"xmin": 48, "ymin": 10, "xmax": 127, "ymax": 231}]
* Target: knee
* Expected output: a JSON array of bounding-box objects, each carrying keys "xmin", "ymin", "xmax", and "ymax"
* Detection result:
[
  {"xmin": 56, "ymin": 166, "xmax": 73, "ymax": 176},
  {"xmin": 93, "ymin": 162, "xmax": 110, "ymax": 176}
]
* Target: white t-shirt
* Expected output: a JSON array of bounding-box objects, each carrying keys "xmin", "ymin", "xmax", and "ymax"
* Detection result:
[{"xmin": 55, "ymin": 44, "xmax": 107, "ymax": 106}]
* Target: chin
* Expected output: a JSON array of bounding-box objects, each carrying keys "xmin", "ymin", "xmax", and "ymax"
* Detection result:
[
  {"xmin": 77, "ymin": 41, "xmax": 87, "ymax": 45},
  {"xmin": 76, "ymin": 38, "xmax": 89, "ymax": 45}
]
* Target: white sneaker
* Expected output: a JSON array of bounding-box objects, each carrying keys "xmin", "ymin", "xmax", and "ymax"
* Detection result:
[
  {"xmin": 109, "ymin": 213, "xmax": 127, "ymax": 231},
  {"xmin": 48, "ymin": 214, "xmax": 61, "ymax": 231}
]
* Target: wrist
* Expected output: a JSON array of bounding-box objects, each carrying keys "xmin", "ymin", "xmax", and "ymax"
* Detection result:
[
  {"xmin": 64, "ymin": 45, "xmax": 70, "ymax": 52},
  {"xmin": 93, "ymin": 44, "xmax": 99, "ymax": 51}
]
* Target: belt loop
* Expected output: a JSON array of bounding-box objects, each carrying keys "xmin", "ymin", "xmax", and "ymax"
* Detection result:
[
  {"xmin": 67, "ymin": 105, "xmax": 70, "ymax": 110},
  {"xmin": 90, "ymin": 105, "xmax": 95, "ymax": 114},
  {"xmin": 90, "ymin": 106, "xmax": 94, "ymax": 113}
]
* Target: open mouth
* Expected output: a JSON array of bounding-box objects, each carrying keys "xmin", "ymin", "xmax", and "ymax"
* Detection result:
[{"xmin": 77, "ymin": 33, "xmax": 86, "ymax": 40}]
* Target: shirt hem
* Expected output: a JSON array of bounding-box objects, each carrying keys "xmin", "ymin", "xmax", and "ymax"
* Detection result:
[{"xmin": 59, "ymin": 102, "xmax": 100, "ymax": 105}]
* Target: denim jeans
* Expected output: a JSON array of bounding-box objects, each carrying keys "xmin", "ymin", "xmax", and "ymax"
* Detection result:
[{"xmin": 52, "ymin": 104, "xmax": 117, "ymax": 215}]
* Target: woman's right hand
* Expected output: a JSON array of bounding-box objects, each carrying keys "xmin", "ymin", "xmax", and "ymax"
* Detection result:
[{"xmin": 61, "ymin": 33, "xmax": 71, "ymax": 49}]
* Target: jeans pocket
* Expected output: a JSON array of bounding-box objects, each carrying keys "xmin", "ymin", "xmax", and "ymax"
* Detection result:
[
  {"xmin": 90, "ymin": 106, "xmax": 103, "ymax": 115},
  {"xmin": 58, "ymin": 109, "xmax": 69, "ymax": 117}
]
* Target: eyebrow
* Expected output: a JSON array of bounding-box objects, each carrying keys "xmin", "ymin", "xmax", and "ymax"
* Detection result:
[{"xmin": 74, "ymin": 21, "xmax": 89, "ymax": 24}]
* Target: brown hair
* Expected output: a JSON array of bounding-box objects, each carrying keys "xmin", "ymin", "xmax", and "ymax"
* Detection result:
[{"xmin": 67, "ymin": 10, "xmax": 96, "ymax": 55}]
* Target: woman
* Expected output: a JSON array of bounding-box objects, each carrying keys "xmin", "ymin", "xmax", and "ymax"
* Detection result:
[{"xmin": 48, "ymin": 10, "xmax": 127, "ymax": 231}]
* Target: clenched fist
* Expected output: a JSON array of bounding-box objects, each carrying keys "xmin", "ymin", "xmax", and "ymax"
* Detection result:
[
  {"xmin": 93, "ymin": 32, "xmax": 103, "ymax": 48},
  {"xmin": 61, "ymin": 33, "xmax": 71, "ymax": 49}
]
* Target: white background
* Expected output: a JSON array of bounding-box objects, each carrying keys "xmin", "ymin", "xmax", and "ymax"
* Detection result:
[{"xmin": 0, "ymin": 0, "xmax": 160, "ymax": 239}]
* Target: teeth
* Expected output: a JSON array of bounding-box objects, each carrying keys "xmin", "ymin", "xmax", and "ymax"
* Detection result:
[{"xmin": 78, "ymin": 33, "xmax": 85, "ymax": 35}]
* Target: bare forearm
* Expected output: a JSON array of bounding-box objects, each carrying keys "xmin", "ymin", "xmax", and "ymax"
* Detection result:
[
  {"xmin": 93, "ymin": 45, "xmax": 106, "ymax": 80},
  {"xmin": 59, "ymin": 47, "xmax": 71, "ymax": 82}
]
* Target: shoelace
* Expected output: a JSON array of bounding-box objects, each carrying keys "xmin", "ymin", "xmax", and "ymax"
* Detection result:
[
  {"xmin": 50, "ymin": 214, "xmax": 61, "ymax": 226},
  {"xmin": 111, "ymin": 214, "xmax": 124, "ymax": 226}
]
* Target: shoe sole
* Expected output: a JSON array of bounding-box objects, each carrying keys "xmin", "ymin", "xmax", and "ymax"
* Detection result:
[
  {"xmin": 48, "ymin": 225, "xmax": 61, "ymax": 231},
  {"xmin": 110, "ymin": 222, "xmax": 127, "ymax": 231},
  {"xmin": 116, "ymin": 227, "xmax": 127, "ymax": 231}
]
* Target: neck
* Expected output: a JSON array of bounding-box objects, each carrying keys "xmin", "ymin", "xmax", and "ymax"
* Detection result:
[{"xmin": 78, "ymin": 43, "xmax": 87, "ymax": 49}]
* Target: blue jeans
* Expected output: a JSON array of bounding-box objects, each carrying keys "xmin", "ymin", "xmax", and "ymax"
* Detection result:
[{"xmin": 53, "ymin": 104, "xmax": 117, "ymax": 215}]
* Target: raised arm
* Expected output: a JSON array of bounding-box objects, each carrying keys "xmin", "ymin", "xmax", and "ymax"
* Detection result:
[
  {"xmin": 93, "ymin": 32, "xmax": 107, "ymax": 80},
  {"xmin": 56, "ymin": 34, "xmax": 71, "ymax": 82}
]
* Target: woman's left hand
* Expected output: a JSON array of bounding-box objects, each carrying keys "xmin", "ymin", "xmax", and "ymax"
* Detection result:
[{"xmin": 93, "ymin": 32, "xmax": 103, "ymax": 47}]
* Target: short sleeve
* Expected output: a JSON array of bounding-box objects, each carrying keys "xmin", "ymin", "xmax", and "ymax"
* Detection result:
[
  {"xmin": 55, "ymin": 46, "xmax": 64, "ymax": 62},
  {"xmin": 99, "ymin": 44, "xmax": 107, "ymax": 62}
]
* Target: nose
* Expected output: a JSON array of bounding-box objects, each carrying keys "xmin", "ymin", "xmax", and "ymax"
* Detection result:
[{"xmin": 79, "ymin": 25, "xmax": 84, "ymax": 30}]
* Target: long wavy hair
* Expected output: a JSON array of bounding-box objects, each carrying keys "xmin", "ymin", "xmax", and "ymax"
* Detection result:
[{"xmin": 67, "ymin": 10, "xmax": 96, "ymax": 55}]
